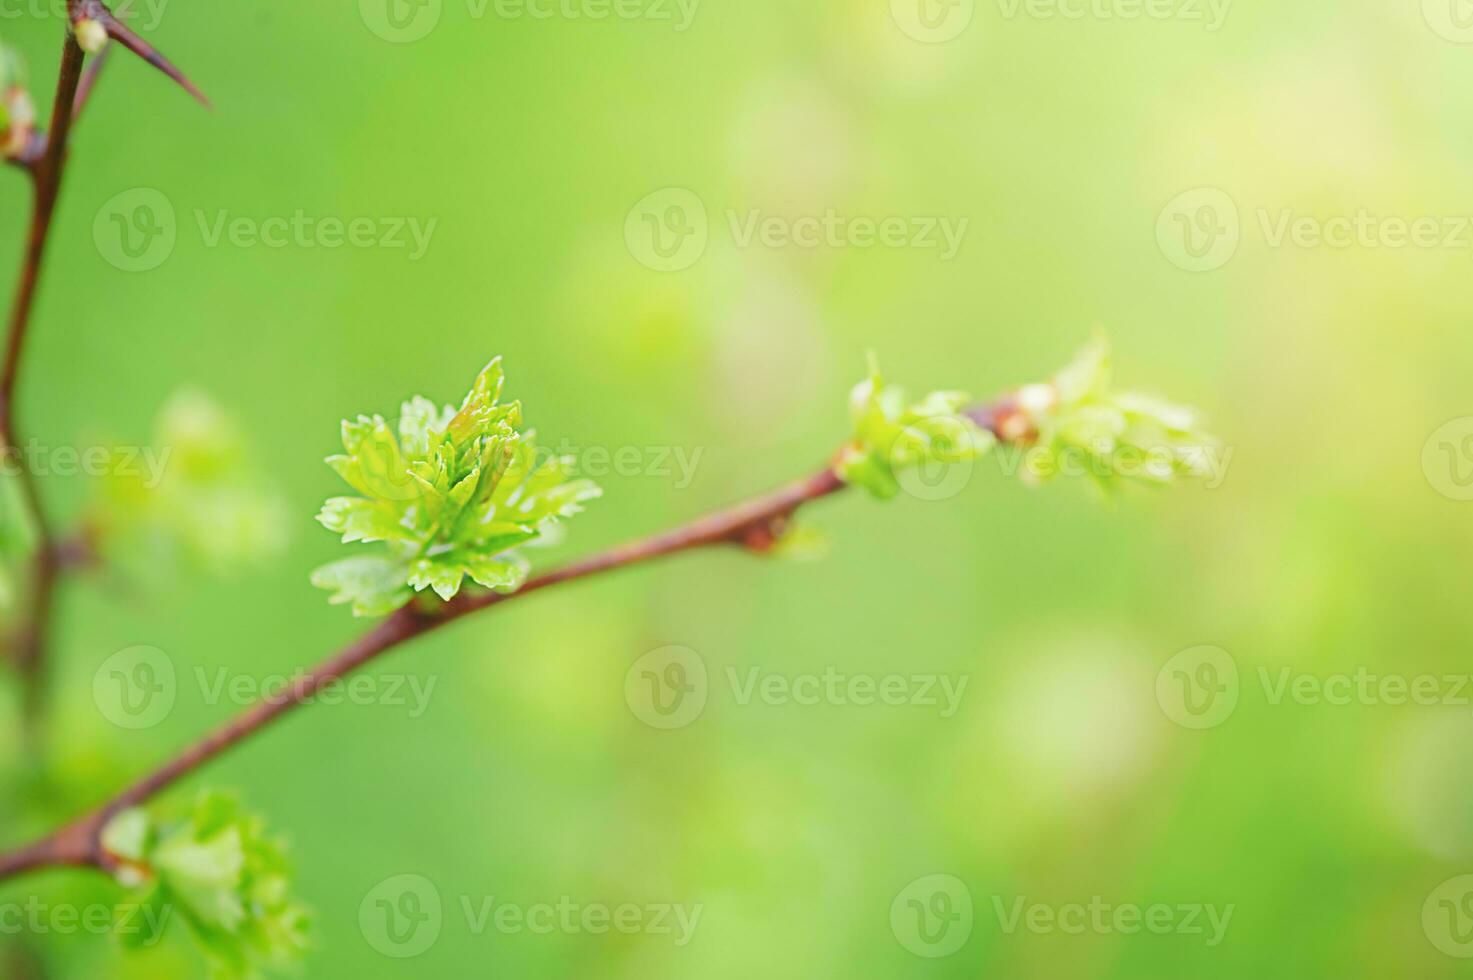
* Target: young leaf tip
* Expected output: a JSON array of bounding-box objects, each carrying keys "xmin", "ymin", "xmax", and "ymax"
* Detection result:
[
  {"xmin": 312, "ymin": 357, "xmax": 600, "ymax": 616},
  {"xmin": 1010, "ymin": 333, "xmax": 1222, "ymax": 491},
  {"xmin": 837, "ymin": 353, "xmax": 993, "ymax": 500}
]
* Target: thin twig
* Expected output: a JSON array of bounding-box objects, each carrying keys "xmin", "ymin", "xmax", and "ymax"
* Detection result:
[
  {"xmin": 71, "ymin": 41, "xmax": 110, "ymax": 120},
  {"xmin": 2, "ymin": 33, "xmax": 87, "ymax": 745},
  {"xmin": 0, "ymin": 428, "xmax": 1028, "ymax": 880}
]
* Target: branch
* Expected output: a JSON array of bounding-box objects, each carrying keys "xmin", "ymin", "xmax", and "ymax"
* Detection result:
[
  {"xmin": 2, "ymin": 33, "xmax": 87, "ymax": 742},
  {"xmin": 0, "ymin": 409, "xmax": 1020, "ymax": 881},
  {"xmin": 4, "ymin": 7, "xmax": 207, "ymax": 745}
]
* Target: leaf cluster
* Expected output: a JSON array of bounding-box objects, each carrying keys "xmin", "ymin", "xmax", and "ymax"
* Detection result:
[
  {"xmin": 836, "ymin": 354, "xmax": 996, "ymax": 500},
  {"xmin": 102, "ymin": 793, "xmax": 309, "ymax": 978},
  {"xmin": 1018, "ymin": 335, "xmax": 1219, "ymax": 490},
  {"xmin": 311, "ymin": 358, "xmax": 601, "ymax": 616},
  {"xmin": 91, "ymin": 390, "xmax": 287, "ymax": 578}
]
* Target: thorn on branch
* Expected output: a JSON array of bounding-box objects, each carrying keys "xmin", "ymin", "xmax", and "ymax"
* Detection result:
[
  {"xmin": 71, "ymin": 40, "xmax": 110, "ymax": 119},
  {"xmin": 68, "ymin": 0, "xmax": 210, "ymax": 108}
]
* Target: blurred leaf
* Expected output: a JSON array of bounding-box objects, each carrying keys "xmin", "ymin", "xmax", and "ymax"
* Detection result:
[
  {"xmin": 89, "ymin": 390, "xmax": 288, "ymax": 581},
  {"xmin": 105, "ymin": 792, "xmax": 309, "ymax": 977},
  {"xmin": 836, "ymin": 353, "xmax": 995, "ymax": 499},
  {"xmin": 1019, "ymin": 334, "xmax": 1221, "ymax": 491}
]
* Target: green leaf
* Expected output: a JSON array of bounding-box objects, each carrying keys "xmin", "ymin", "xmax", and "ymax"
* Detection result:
[
  {"xmin": 1014, "ymin": 334, "xmax": 1221, "ymax": 490},
  {"xmin": 87, "ymin": 390, "xmax": 288, "ymax": 579},
  {"xmin": 837, "ymin": 354, "xmax": 995, "ymax": 500},
  {"xmin": 113, "ymin": 886, "xmax": 172, "ymax": 951},
  {"xmin": 327, "ymin": 415, "xmax": 416, "ymax": 502},
  {"xmin": 406, "ymin": 556, "xmax": 466, "ymax": 601},
  {"xmin": 101, "ymin": 808, "xmax": 152, "ymax": 864},
  {"xmin": 316, "ymin": 496, "xmax": 412, "ymax": 544},
  {"xmin": 462, "ymin": 551, "xmax": 529, "ymax": 591},
  {"xmin": 153, "ymin": 824, "xmax": 247, "ymax": 932},
  {"xmin": 313, "ymin": 359, "xmax": 601, "ymax": 616},
  {"xmin": 398, "ymin": 395, "xmax": 453, "ymax": 459},
  {"xmin": 112, "ymin": 791, "xmax": 310, "ymax": 975},
  {"xmin": 310, "ymin": 554, "xmax": 412, "ymax": 617}
]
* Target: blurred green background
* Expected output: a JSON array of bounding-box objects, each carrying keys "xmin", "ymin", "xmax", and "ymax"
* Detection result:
[{"xmin": 3, "ymin": 0, "xmax": 1473, "ymax": 975}]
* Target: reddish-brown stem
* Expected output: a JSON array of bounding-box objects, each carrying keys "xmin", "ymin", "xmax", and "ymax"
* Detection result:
[
  {"xmin": 0, "ymin": 461, "xmax": 858, "ymax": 879},
  {"xmin": 0, "ymin": 401, "xmax": 1028, "ymax": 882},
  {"xmin": 3, "ymin": 34, "xmax": 87, "ymax": 744}
]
